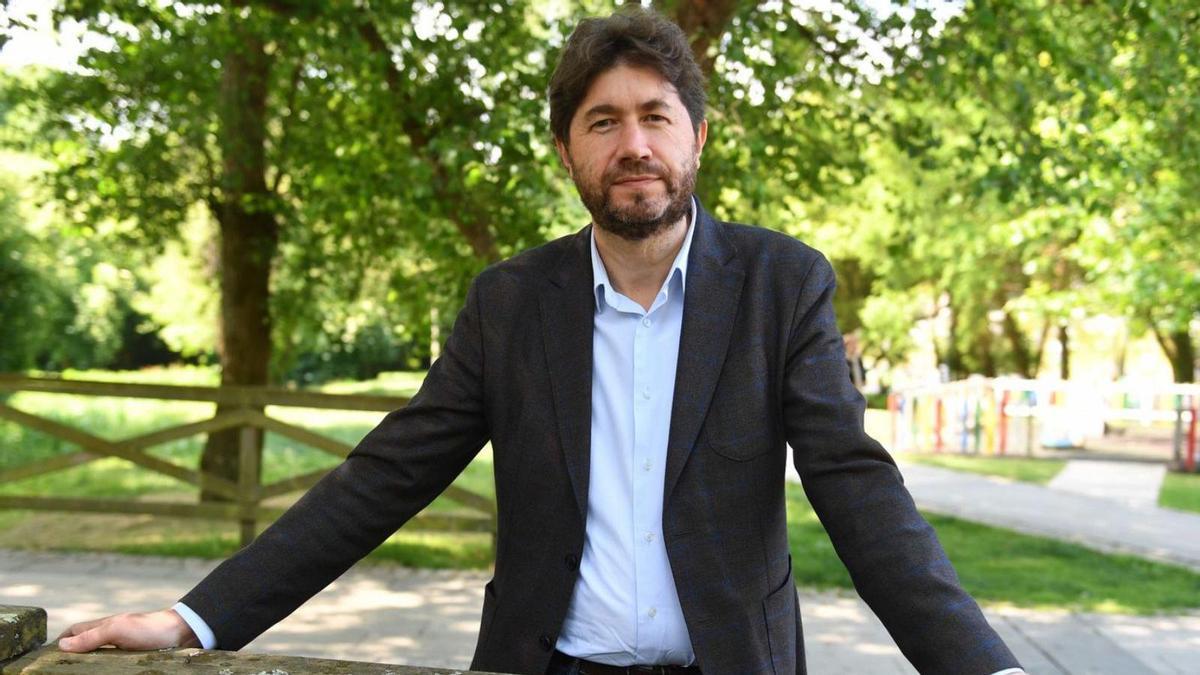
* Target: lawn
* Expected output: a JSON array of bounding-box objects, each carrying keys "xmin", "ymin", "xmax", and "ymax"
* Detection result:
[
  {"xmin": 2, "ymin": 368, "xmax": 1198, "ymax": 614},
  {"xmin": 1159, "ymin": 471, "xmax": 1200, "ymax": 514},
  {"xmin": 900, "ymin": 453, "xmax": 1067, "ymax": 484}
]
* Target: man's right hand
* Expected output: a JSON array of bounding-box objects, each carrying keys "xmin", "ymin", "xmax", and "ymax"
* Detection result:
[{"xmin": 58, "ymin": 609, "xmax": 200, "ymax": 653}]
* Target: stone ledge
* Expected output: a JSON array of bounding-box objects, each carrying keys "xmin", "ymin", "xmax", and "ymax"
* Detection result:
[
  {"xmin": 0, "ymin": 606, "xmax": 46, "ymax": 663},
  {"xmin": 1, "ymin": 646, "xmax": 508, "ymax": 674}
]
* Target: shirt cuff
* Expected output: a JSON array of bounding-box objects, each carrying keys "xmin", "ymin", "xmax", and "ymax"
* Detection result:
[
  {"xmin": 990, "ymin": 670, "xmax": 1026, "ymax": 675},
  {"xmin": 171, "ymin": 602, "xmax": 217, "ymax": 650}
]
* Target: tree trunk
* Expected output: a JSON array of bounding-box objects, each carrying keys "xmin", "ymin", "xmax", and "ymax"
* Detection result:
[
  {"xmin": 976, "ymin": 322, "xmax": 997, "ymax": 377},
  {"xmin": 1154, "ymin": 326, "xmax": 1196, "ymax": 383},
  {"xmin": 1058, "ymin": 322, "xmax": 1070, "ymax": 380},
  {"xmin": 200, "ymin": 15, "xmax": 278, "ymax": 502},
  {"xmin": 1002, "ymin": 312, "xmax": 1035, "ymax": 378},
  {"xmin": 667, "ymin": 0, "xmax": 741, "ymax": 78},
  {"xmin": 944, "ymin": 296, "xmax": 965, "ymax": 379},
  {"xmin": 1033, "ymin": 321, "xmax": 1052, "ymax": 377}
]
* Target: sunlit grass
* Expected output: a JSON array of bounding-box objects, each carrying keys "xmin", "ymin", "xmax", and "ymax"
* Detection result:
[
  {"xmin": 900, "ymin": 453, "xmax": 1066, "ymax": 485},
  {"xmin": 1159, "ymin": 471, "xmax": 1200, "ymax": 514},
  {"xmin": 786, "ymin": 485, "xmax": 1200, "ymax": 615}
]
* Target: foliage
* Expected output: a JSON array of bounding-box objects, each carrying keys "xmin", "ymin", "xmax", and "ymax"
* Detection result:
[
  {"xmin": 6, "ymin": 0, "xmax": 575, "ymax": 380},
  {"xmin": 862, "ymin": 0, "xmax": 1200, "ymax": 381},
  {"xmin": 1, "ymin": 0, "xmax": 1197, "ymax": 385},
  {"xmin": 0, "ymin": 163, "xmax": 177, "ymax": 371}
]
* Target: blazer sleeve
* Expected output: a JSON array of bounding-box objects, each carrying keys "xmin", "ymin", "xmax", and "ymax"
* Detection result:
[
  {"xmin": 179, "ymin": 278, "xmax": 491, "ymax": 651},
  {"xmin": 782, "ymin": 254, "xmax": 1021, "ymax": 675}
]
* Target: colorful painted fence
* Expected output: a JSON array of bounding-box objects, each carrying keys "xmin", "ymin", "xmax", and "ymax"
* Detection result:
[{"xmin": 888, "ymin": 378, "xmax": 1200, "ymax": 472}]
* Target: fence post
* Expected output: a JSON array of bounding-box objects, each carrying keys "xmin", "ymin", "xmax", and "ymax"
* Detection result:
[
  {"xmin": 998, "ymin": 388, "xmax": 1009, "ymax": 456},
  {"xmin": 238, "ymin": 424, "xmax": 261, "ymax": 547},
  {"xmin": 1175, "ymin": 394, "xmax": 1185, "ymax": 467},
  {"xmin": 1024, "ymin": 389, "xmax": 1036, "ymax": 458},
  {"xmin": 1188, "ymin": 395, "xmax": 1198, "ymax": 473},
  {"xmin": 959, "ymin": 394, "xmax": 969, "ymax": 453},
  {"xmin": 934, "ymin": 396, "xmax": 944, "ymax": 453},
  {"xmin": 973, "ymin": 392, "xmax": 984, "ymax": 454}
]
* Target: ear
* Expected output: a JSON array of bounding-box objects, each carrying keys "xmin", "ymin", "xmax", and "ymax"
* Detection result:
[
  {"xmin": 694, "ymin": 119, "xmax": 708, "ymax": 166},
  {"xmin": 554, "ymin": 137, "xmax": 573, "ymax": 177}
]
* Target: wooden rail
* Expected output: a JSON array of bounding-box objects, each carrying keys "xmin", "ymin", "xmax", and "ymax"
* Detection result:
[
  {"xmin": 0, "ymin": 375, "xmax": 496, "ymax": 548},
  {"xmin": 1, "ymin": 605, "xmax": 504, "ymax": 673}
]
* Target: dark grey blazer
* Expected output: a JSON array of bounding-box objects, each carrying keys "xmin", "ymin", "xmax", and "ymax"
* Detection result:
[{"xmin": 181, "ymin": 200, "xmax": 1021, "ymax": 674}]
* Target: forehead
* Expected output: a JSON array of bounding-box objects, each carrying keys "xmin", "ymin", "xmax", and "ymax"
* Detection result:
[{"xmin": 576, "ymin": 63, "xmax": 683, "ymax": 116}]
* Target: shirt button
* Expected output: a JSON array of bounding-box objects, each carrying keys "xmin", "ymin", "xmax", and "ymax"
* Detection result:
[
  {"xmin": 648, "ymin": 607, "xmax": 657, "ymax": 618},
  {"xmin": 642, "ymin": 317, "xmax": 652, "ymax": 327},
  {"xmin": 642, "ymin": 387, "xmax": 651, "ymax": 400},
  {"xmin": 644, "ymin": 532, "xmax": 655, "ymax": 543},
  {"xmin": 643, "ymin": 459, "xmax": 652, "ymax": 471}
]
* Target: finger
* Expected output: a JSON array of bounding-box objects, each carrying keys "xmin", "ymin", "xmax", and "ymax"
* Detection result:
[
  {"xmin": 59, "ymin": 624, "xmax": 113, "ymax": 653},
  {"xmin": 57, "ymin": 616, "xmax": 110, "ymax": 640}
]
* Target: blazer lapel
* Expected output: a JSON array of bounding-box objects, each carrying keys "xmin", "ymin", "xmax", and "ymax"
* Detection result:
[
  {"xmin": 540, "ymin": 227, "xmax": 595, "ymax": 521},
  {"xmin": 665, "ymin": 204, "xmax": 745, "ymax": 501}
]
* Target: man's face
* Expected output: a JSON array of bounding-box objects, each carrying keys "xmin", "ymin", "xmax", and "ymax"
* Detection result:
[{"xmin": 556, "ymin": 63, "xmax": 707, "ymax": 241}]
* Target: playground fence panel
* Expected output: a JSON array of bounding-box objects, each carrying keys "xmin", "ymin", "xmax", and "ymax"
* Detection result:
[{"xmin": 888, "ymin": 377, "xmax": 1200, "ymax": 472}]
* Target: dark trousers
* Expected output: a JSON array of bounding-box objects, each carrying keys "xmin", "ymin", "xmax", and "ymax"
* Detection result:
[{"xmin": 545, "ymin": 650, "xmax": 581, "ymax": 675}]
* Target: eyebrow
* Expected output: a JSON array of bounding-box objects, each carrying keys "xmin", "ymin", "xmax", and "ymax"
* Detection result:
[{"xmin": 581, "ymin": 98, "xmax": 674, "ymax": 120}]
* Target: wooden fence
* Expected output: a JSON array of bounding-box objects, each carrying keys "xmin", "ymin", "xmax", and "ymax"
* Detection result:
[{"xmin": 0, "ymin": 374, "xmax": 496, "ymax": 548}]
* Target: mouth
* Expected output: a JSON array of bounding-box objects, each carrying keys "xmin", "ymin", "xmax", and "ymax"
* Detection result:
[{"xmin": 612, "ymin": 175, "xmax": 661, "ymax": 187}]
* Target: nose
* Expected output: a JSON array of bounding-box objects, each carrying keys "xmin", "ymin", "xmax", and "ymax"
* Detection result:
[{"xmin": 616, "ymin": 121, "xmax": 652, "ymax": 161}]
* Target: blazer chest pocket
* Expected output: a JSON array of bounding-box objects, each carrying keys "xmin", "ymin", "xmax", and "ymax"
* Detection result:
[
  {"xmin": 700, "ymin": 347, "xmax": 780, "ymax": 460},
  {"xmin": 704, "ymin": 381, "xmax": 775, "ymax": 461}
]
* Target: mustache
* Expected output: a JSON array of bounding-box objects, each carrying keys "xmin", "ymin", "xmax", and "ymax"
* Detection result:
[{"xmin": 604, "ymin": 161, "xmax": 669, "ymax": 185}]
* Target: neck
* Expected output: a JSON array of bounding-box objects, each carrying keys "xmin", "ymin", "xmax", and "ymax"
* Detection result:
[{"xmin": 594, "ymin": 210, "xmax": 690, "ymax": 312}]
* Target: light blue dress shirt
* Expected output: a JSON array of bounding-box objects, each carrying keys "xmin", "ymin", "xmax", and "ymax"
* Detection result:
[{"xmin": 555, "ymin": 200, "xmax": 699, "ymax": 666}]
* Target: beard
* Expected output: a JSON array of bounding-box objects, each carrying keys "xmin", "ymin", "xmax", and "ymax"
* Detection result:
[{"xmin": 570, "ymin": 155, "xmax": 697, "ymax": 242}]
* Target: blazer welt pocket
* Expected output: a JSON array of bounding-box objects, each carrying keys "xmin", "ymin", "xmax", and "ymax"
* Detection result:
[{"xmin": 762, "ymin": 556, "xmax": 798, "ymax": 674}]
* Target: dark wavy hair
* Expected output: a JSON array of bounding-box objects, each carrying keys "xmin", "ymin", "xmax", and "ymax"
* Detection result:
[{"xmin": 548, "ymin": 7, "xmax": 707, "ymax": 146}]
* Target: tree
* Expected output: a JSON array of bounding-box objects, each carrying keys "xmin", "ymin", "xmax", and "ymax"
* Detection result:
[
  {"xmin": 6, "ymin": 0, "xmax": 976, "ymax": 493},
  {"xmin": 11, "ymin": 0, "xmax": 561, "ymax": 497},
  {"xmin": 887, "ymin": 0, "xmax": 1199, "ymax": 381}
]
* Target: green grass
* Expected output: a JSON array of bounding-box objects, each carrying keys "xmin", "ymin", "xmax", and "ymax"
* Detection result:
[
  {"xmin": 786, "ymin": 485, "xmax": 1200, "ymax": 615},
  {"xmin": 1159, "ymin": 471, "xmax": 1200, "ymax": 514},
  {"xmin": 901, "ymin": 453, "xmax": 1067, "ymax": 485}
]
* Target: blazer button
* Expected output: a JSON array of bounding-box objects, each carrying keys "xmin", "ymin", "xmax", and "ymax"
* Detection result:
[
  {"xmin": 564, "ymin": 553, "xmax": 579, "ymax": 570},
  {"xmin": 539, "ymin": 634, "xmax": 554, "ymax": 651}
]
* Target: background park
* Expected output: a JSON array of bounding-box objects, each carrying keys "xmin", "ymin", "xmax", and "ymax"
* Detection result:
[{"xmin": 0, "ymin": 0, "xmax": 1198, "ymax": 673}]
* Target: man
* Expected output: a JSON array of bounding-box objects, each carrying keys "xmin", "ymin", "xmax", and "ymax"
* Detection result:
[{"xmin": 61, "ymin": 8, "xmax": 1025, "ymax": 675}]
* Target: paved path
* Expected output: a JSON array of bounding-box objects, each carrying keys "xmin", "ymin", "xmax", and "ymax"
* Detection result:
[
  {"xmin": 1, "ymin": 549, "xmax": 1197, "ymax": 674},
  {"xmin": 888, "ymin": 461, "xmax": 1200, "ymax": 571},
  {"xmin": 1048, "ymin": 459, "xmax": 1167, "ymax": 509}
]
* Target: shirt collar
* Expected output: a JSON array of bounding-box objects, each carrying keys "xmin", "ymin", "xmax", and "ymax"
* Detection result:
[{"xmin": 590, "ymin": 196, "xmax": 698, "ymax": 311}]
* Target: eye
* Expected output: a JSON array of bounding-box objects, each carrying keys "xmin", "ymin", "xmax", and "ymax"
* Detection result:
[
  {"xmin": 645, "ymin": 114, "xmax": 668, "ymax": 123},
  {"xmin": 590, "ymin": 119, "xmax": 615, "ymax": 131}
]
